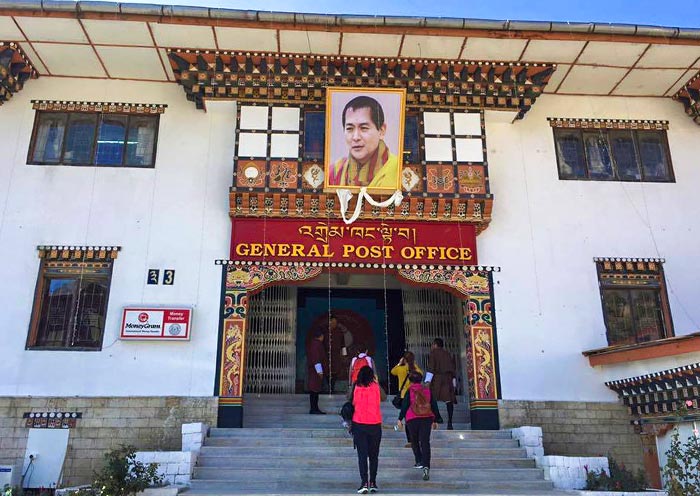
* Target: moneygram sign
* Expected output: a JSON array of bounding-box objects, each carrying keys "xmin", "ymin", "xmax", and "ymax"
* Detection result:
[{"xmin": 120, "ymin": 307, "xmax": 192, "ymax": 340}]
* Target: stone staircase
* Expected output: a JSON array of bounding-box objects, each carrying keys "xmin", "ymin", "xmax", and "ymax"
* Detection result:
[{"xmin": 186, "ymin": 394, "xmax": 558, "ymax": 495}]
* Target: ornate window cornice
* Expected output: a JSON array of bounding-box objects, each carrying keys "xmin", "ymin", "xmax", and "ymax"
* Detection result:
[
  {"xmin": 37, "ymin": 245, "xmax": 121, "ymax": 261},
  {"xmin": 31, "ymin": 100, "xmax": 166, "ymax": 114},
  {"xmin": 548, "ymin": 117, "xmax": 668, "ymax": 130}
]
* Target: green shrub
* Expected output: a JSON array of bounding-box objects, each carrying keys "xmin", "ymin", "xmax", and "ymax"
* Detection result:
[
  {"xmin": 584, "ymin": 457, "xmax": 647, "ymax": 491},
  {"xmin": 91, "ymin": 445, "xmax": 163, "ymax": 496},
  {"xmin": 663, "ymin": 427, "xmax": 700, "ymax": 496}
]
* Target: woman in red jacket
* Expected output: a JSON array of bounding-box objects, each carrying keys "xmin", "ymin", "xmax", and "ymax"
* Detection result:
[{"xmin": 351, "ymin": 365, "xmax": 382, "ymax": 494}]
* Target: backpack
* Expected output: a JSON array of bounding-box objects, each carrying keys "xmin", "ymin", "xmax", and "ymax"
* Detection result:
[
  {"xmin": 350, "ymin": 356, "xmax": 369, "ymax": 383},
  {"xmin": 410, "ymin": 386, "xmax": 432, "ymax": 417}
]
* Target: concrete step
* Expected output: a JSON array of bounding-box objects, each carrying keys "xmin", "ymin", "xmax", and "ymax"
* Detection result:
[
  {"xmin": 208, "ymin": 428, "xmax": 510, "ymax": 439},
  {"xmin": 197, "ymin": 456, "xmax": 536, "ymax": 469},
  {"xmin": 243, "ymin": 415, "xmax": 471, "ymax": 430},
  {"xmin": 198, "ymin": 446, "xmax": 529, "ymax": 458},
  {"xmin": 204, "ymin": 437, "xmax": 519, "ymax": 448},
  {"xmin": 192, "ymin": 467, "xmax": 545, "ymax": 481},
  {"xmin": 187, "ymin": 480, "xmax": 556, "ymax": 493}
]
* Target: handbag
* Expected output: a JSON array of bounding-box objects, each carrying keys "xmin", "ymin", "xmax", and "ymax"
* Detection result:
[{"xmin": 391, "ymin": 374, "xmax": 410, "ymax": 409}]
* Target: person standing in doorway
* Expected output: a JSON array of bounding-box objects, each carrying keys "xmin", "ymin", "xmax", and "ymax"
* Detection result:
[
  {"xmin": 351, "ymin": 365, "xmax": 383, "ymax": 494},
  {"xmin": 390, "ymin": 351, "xmax": 422, "ymax": 447},
  {"xmin": 397, "ymin": 371, "xmax": 439, "ymax": 481},
  {"xmin": 306, "ymin": 328, "xmax": 327, "ymax": 415},
  {"xmin": 425, "ymin": 338, "xmax": 457, "ymax": 429}
]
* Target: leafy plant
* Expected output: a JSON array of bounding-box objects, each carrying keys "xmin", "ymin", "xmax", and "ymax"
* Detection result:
[
  {"xmin": 584, "ymin": 457, "xmax": 647, "ymax": 491},
  {"xmin": 91, "ymin": 445, "xmax": 163, "ymax": 496},
  {"xmin": 2, "ymin": 485, "xmax": 13, "ymax": 496},
  {"xmin": 662, "ymin": 427, "xmax": 700, "ymax": 496}
]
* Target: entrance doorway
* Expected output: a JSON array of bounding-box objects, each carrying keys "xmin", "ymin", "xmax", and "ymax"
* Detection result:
[
  {"xmin": 295, "ymin": 288, "xmax": 404, "ymax": 394},
  {"xmin": 243, "ymin": 279, "xmax": 467, "ymax": 401}
]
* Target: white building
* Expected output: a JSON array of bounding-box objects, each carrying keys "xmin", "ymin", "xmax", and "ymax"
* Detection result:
[{"xmin": 1, "ymin": 1, "xmax": 699, "ymax": 490}]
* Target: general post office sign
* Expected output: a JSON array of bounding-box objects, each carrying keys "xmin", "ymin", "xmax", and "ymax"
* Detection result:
[
  {"xmin": 230, "ymin": 219, "xmax": 477, "ymax": 266},
  {"xmin": 120, "ymin": 307, "xmax": 192, "ymax": 341}
]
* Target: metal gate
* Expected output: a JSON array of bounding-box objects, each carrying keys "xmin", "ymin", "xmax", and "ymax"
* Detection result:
[
  {"xmin": 244, "ymin": 286, "xmax": 297, "ymax": 394},
  {"xmin": 401, "ymin": 287, "xmax": 466, "ymax": 394}
]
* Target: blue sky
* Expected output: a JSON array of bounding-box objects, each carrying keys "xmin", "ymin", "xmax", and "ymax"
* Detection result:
[{"xmin": 130, "ymin": 0, "xmax": 700, "ymax": 29}]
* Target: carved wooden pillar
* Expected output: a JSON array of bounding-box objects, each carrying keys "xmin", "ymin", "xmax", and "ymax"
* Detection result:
[
  {"xmin": 215, "ymin": 261, "xmax": 322, "ymax": 427},
  {"xmin": 464, "ymin": 272, "xmax": 501, "ymax": 430},
  {"xmin": 396, "ymin": 266, "xmax": 501, "ymax": 430}
]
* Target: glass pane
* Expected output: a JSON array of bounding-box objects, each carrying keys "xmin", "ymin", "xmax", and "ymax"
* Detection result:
[
  {"xmin": 403, "ymin": 113, "xmax": 420, "ymax": 164},
  {"xmin": 125, "ymin": 116, "xmax": 158, "ymax": 167},
  {"xmin": 94, "ymin": 115, "xmax": 127, "ymax": 166},
  {"xmin": 630, "ymin": 289, "xmax": 664, "ymax": 343},
  {"xmin": 31, "ymin": 113, "xmax": 67, "ymax": 163},
  {"xmin": 638, "ymin": 131, "xmax": 671, "ymax": 181},
  {"xmin": 303, "ymin": 111, "xmax": 325, "ymax": 161},
  {"xmin": 583, "ymin": 132, "xmax": 614, "ymax": 179},
  {"xmin": 63, "ymin": 114, "xmax": 98, "ymax": 164},
  {"xmin": 554, "ymin": 129, "xmax": 586, "ymax": 178},
  {"xmin": 73, "ymin": 279, "xmax": 108, "ymax": 348},
  {"xmin": 609, "ymin": 130, "xmax": 640, "ymax": 181},
  {"xmin": 36, "ymin": 277, "xmax": 77, "ymax": 347},
  {"xmin": 602, "ymin": 289, "xmax": 636, "ymax": 346}
]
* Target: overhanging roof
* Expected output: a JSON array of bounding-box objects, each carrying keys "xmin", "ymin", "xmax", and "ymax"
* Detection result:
[{"xmin": 0, "ymin": 1, "xmax": 699, "ymax": 100}]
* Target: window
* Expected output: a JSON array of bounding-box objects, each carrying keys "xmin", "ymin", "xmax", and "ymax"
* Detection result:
[
  {"xmin": 553, "ymin": 127, "xmax": 673, "ymax": 182},
  {"xmin": 27, "ymin": 246, "xmax": 119, "ymax": 350},
  {"xmin": 596, "ymin": 259, "xmax": 673, "ymax": 347},
  {"xmin": 403, "ymin": 113, "xmax": 420, "ymax": 164},
  {"xmin": 29, "ymin": 111, "xmax": 159, "ymax": 167},
  {"xmin": 303, "ymin": 110, "xmax": 325, "ymax": 161}
]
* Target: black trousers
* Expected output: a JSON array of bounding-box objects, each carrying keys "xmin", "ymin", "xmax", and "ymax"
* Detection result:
[
  {"xmin": 309, "ymin": 391, "xmax": 320, "ymax": 412},
  {"xmin": 352, "ymin": 423, "xmax": 382, "ymax": 484},
  {"xmin": 407, "ymin": 417, "xmax": 433, "ymax": 468}
]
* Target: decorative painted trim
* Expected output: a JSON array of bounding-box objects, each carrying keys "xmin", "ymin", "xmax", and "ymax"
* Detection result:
[
  {"xmin": 548, "ymin": 117, "xmax": 669, "ymax": 130},
  {"xmin": 23, "ymin": 411, "xmax": 82, "ymax": 429},
  {"xmin": 31, "ymin": 100, "xmax": 167, "ymax": 114},
  {"xmin": 397, "ymin": 267, "xmax": 492, "ymax": 297},
  {"xmin": 37, "ymin": 245, "xmax": 121, "ymax": 261},
  {"xmin": 604, "ymin": 357, "xmax": 700, "ymax": 419},
  {"xmin": 217, "ymin": 259, "xmax": 500, "ymax": 273},
  {"xmin": 168, "ymin": 50, "xmax": 555, "ymax": 118},
  {"xmin": 673, "ymin": 71, "xmax": 700, "ymax": 125},
  {"xmin": 229, "ymin": 192, "xmax": 493, "ymax": 233},
  {"xmin": 606, "ymin": 362, "xmax": 700, "ymax": 388},
  {"xmin": 594, "ymin": 257, "xmax": 665, "ymax": 263},
  {"xmin": 0, "ymin": 41, "xmax": 38, "ymax": 106}
]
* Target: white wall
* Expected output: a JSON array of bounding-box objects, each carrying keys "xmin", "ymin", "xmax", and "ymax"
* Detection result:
[
  {"xmin": 483, "ymin": 95, "xmax": 700, "ymax": 402},
  {"xmin": 0, "ymin": 78, "xmax": 234, "ymax": 396},
  {"xmin": 1, "ymin": 79, "xmax": 699, "ymax": 403}
]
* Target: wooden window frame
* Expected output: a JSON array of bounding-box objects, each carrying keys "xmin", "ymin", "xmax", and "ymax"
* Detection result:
[
  {"xmin": 27, "ymin": 110, "xmax": 160, "ymax": 168},
  {"xmin": 596, "ymin": 262, "xmax": 674, "ymax": 348},
  {"xmin": 26, "ymin": 259, "xmax": 115, "ymax": 351},
  {"xmin": 553, "ymin": 127, "xmax": 675, "ymax": 183}
]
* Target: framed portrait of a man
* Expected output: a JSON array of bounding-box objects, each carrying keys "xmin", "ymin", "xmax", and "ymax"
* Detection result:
[{"xmin": 324, "ymin": 87, "xmax": 406, "ymax": 193}]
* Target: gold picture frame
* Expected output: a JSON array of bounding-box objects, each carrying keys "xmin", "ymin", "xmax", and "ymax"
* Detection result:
[{"xmin": 324, "ymin": 87, "xmax": 406, "ymax": 193}]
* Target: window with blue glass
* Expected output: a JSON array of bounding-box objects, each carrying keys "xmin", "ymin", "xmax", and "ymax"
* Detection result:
[
  {"xmin": 553, "ymin": 127, "xmax": 673, "ymax": 182},
  {"xmin": 29, "ymin": 111, "xmax": 159, "ymax": 167},
  {"xmin": 303, "ymin": 110, "xmax": 325, "ymax": 161},
  {"xmin": 403, "ymin": 113, "xmax": 420, "ymax": 164}
]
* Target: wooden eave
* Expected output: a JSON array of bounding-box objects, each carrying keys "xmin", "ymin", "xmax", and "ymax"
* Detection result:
[{"xmin": 583, "ymin": 333, "xmax": 700, "ymax": 367}]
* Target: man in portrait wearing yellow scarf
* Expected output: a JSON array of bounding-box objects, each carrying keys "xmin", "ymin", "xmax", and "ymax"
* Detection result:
[{"xmin": 329, "ymin": 95, "xmax": 399, "ymax": 189}]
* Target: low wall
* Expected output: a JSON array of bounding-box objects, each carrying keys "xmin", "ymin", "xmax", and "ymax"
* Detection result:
[
  {"xmin": 500, "ymin": 400, "xmax": 644, "ymax": 472},
  {"xmin": 0, "ymin": 397, "xmax": 217, "ymax": 487}
]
